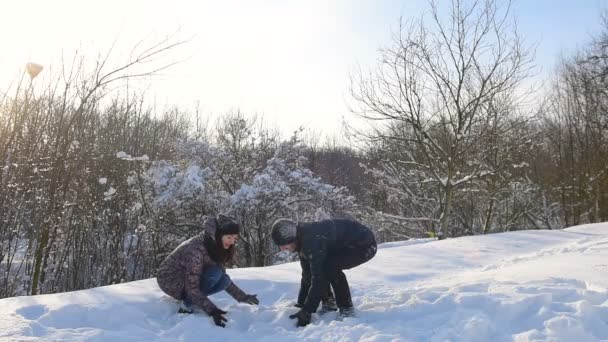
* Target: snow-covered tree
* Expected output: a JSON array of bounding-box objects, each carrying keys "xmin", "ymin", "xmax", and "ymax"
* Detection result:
[
  {"xmin": 142, "ymin": 132, "xmax": 359, "ymax": 266},
  {"xmin": 350, "ymin": 0, "xmax": 535, "ymax": 238},
  {"xmin": 229, "ymin": 135, "xmax": 357, "ymax": 265}
]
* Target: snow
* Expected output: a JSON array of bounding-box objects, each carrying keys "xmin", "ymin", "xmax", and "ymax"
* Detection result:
[
  {"xmin": 116, "ymin": 151, "xmax": 129, "ymax": 159},
  {"xmin": 102, "ymin": 187, "xmax": 116, "ymax": 199},
  {"xmin": 377, "ymin": 238, "xmax": 436, "ymax": 249},
  {"xmin": 103, "ymin": 187, "xmax": 116, "ymax": 200},
  {"xmin": 1, "ymin": 223, "xmax": 608, "ymax": 341},
  {"xmin": 116, "ymin": 151, "xmax": 150, "ymax": 161}
]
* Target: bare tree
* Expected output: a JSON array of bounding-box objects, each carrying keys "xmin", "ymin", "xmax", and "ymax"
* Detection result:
[
  {"xmin": 541, "ymin": 27, "xmax": 608, "ymax": 227},
  {"xmin": 16, "ymin": 35, "xmax": 188, "ymax": 295},
  {"xmin": 350, "ymin": 0, "xmax": 534, "ymax": 238}
]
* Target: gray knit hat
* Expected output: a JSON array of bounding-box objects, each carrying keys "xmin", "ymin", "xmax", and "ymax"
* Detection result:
[{"xmin": 271, "ymin": 219, "xmax": 297, "ymax": 246}]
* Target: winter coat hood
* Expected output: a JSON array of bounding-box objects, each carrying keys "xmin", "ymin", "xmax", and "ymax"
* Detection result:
[{"xmin": 201, "ymin": 214, "xmax": 239, "ymax": 264}]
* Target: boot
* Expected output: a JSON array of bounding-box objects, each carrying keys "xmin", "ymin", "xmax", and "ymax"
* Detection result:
[
  {"xmin": 318, "ymin": 295, "xmax": 338, "ymax": 315},
  {"xmin": 177, "ymin": 301, "xmax": 194, "ymax": 314},
  {"xmin": 318, "ymin": 283, "xmax": 338, "ymax": 315},
  {"xmin": 338, "ymin": 306, "xmax": 355, "ymax": 318}
]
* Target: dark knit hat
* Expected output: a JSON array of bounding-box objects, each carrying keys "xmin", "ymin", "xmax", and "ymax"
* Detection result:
[
  {"xmin": 217, "ymin": 221, "xmax": 240, "ymax": 235},
  {"xmin": 271, "ymin": 218, "xmax": 297, "ymax": 246},
  {"xmin": 216, "ymin": 214, "xmax": 240, "ymax": 236}
]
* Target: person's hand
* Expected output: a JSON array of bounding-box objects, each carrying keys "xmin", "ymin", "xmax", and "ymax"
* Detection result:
[
  {"xmin": 289, "ymin": 309, "xmax": 311, "ymax": 327},
  {"xmin": 242, "ymin": 294, "xmax": 259, "ymax": 305},
  {"xmin": 209, "ymin": 308, "xmax": 228, "ymax": 327},
  {"xmin": 294, "ymin": 302, "xmax": 303, "ymax": 308}
]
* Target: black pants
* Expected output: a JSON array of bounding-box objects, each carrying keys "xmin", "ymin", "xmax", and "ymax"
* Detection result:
[{"xmin": 323, "ymin": 242, "xmax": 377, "ymax": 308}]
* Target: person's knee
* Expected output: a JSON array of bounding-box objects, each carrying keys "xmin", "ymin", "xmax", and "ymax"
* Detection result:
[
  {"xmin": 203, "ymin": 265, "xmax": 226, "ymax": 285},
  {"xmin": 201, "ymin": 266, "xmax": 232, "ymax": 294},
  {"xmin": 323, "ymin": 264, "xmax": 343, "ymax": 281},
  {"xmin": 217, "ymin": 273, "xmax": 232, "ymax": 290},
  {"xmin": 366, "ymin": 244, "xmax": 378, "ymax": 261},
  {"xmin": 206, "ymin": 265, "xmax": 224, "ymax": 278}
]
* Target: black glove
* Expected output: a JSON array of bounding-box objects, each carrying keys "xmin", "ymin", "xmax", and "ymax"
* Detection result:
[
  {"xmin": 289, "ymin": 309, "xmax": 312, "ymax": 327},
  {"xmin": 209, "ymin": 308, "xmax": 228, "ymax": 328},
  {"xmin": 242, "ymin": 294, "xmax": 259, "ymax": 305},
  {"xmin": 294, "ymin": 302, "xmax": 303, "ymax": 308}
]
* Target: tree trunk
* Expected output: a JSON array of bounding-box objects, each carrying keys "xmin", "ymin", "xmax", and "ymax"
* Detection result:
[
  {"xmin": 439, "ymin": 182, "xmax": 453, "ymax": 240},
  {"xmin": 30, "ymin": 221, "xmax": 50, "ymax": 295},
  {"xmin": 483, "ymin": 199, "xmax": 495, "ymax": 235}
]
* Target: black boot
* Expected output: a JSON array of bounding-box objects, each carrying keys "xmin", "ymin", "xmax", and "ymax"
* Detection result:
[
  {"xmin": 318, "ymin": 283, "xmax": 338, "ymax": 314},
  {"xmin": 338, "ymin": 306, "xmax": 355, "ymax": 318},
  {"xmin": 319, "ymin": 295, "xmax": 338, "ymax": 314},
  {"xmin": 178, "ymin": 301, "xmax": 194, "ymax": 314}
]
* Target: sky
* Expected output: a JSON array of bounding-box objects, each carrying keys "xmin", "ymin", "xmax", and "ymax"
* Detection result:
[{"xmin": 0, "ymin": 0, "xmax": 605, "ymax": 137}]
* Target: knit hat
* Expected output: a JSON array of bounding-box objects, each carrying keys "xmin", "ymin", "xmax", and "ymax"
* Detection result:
[
  {"xmin": 271, "ymin": 218, "xmax": 297, "ymax": 246},
  {"xmin": 216, "ymin": 214, "xmax": 240, "ymax": 236}
]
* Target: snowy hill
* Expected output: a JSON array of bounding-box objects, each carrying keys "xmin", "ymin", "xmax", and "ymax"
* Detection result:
[{"xmin": 1, "ymin": 224, "xmax": 607, "ymax": 342}]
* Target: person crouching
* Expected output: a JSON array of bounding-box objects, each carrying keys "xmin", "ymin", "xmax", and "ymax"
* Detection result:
[{"xmin": 157, "ymin": 214, "xmax": 259, "ymax": 327}]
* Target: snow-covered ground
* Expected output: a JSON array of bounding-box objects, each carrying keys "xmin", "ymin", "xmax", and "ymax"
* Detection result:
[{"xmin": 1, "ymin": 223, "xmax": 607, "ymax": 341}]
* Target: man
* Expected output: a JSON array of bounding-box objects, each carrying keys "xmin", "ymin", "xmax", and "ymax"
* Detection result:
[{"xmin": 271, "ymin": 218, "xmax": 377, "ymax": 327}]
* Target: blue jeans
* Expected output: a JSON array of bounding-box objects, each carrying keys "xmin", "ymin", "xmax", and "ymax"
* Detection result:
[
  {"xmin": 183, "ymin": 266, "xmax": 232, "ymax": 307},
  {"xmin": 201, "ymin": 266, "xmax": 232, "ymax": 295}
]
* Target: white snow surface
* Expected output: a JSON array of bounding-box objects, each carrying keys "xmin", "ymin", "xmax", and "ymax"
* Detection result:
[{"xmin": 1, "ymin": 223, "xmax": 608, "ymax": 341}]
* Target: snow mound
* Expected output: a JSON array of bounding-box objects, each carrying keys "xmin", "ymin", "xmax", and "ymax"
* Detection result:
[{"xmin": 1, "ymin": 223, "xmax": 608, "ymax": 341}]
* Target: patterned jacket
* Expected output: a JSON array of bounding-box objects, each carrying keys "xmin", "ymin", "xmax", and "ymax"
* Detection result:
[{"xmin": 156, "ymin": 217, "xmax": 247, "ymax": 314}]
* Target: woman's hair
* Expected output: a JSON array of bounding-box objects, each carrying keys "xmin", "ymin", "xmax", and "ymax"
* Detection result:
[
  {"xmin": 215, "ymin": 237, "xmax": 236, "ymax": 264},
  {"xmin": 203, "ymin": 232, "xmax": 236, "ymax": 264}
]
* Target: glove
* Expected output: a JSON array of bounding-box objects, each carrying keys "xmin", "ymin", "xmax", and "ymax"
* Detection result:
[
  {"xmin": 209, "ymin": 308, "xmax": 228, "ymax": 328},
  {"xmin": 294, "ymin": 302, "xmax": 303, "ymax": 308},
  {"xmin": 289, "ymin": 309, "xmax": 311, "ymax": 327},
  {"xmin": 242, "ymin": 294, "xmax": 259, "ymax": 305}
]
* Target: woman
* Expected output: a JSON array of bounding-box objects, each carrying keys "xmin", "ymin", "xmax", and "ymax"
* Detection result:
[{"xmin": 157, "ymin": 215, "xmax": 259, "ymax": 327}]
